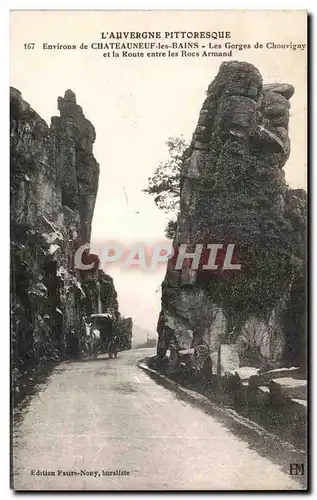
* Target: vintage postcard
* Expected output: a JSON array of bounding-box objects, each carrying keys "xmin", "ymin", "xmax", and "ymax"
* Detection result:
[{"xmin": 10, "ymin": 10, "xmax": 307, "ymax": 491}]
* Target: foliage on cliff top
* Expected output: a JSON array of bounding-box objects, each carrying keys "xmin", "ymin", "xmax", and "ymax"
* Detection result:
[
  {"xmin": 143, "ymin": 135, "xmax": 187, "ymax": 214},
  {"xmin": 143, "ymin": 136, "xmax": 188, "ymax": 238}
]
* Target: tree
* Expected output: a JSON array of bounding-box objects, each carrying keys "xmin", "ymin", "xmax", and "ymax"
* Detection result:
[{"xmin": 143, "ymin": 136, "xmax": 188, "ymax": 238}]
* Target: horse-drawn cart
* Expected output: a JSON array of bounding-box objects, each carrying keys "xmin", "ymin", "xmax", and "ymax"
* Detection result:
[{"xmin": 88, "ymin": 312, "xmax": 120, "ymax": 359}]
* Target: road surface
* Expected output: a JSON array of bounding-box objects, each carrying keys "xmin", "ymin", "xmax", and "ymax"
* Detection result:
[{"xmin": 13, "ymin": 348, "xmax": 305, "ymax": 491}]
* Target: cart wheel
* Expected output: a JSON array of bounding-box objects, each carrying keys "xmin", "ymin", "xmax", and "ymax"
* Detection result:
[{"xmin": 114, "ymin": 351, "xmax": 118, "ymax": 358}]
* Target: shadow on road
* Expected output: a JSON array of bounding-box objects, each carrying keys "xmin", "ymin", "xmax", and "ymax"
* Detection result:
[
  {"xmin": 12, "ymin": 355, "xmax": 114, "ymax": 417},
  {"xmin": 67, "ymin": 356, "xmax": 113, "ymax": 364},
  {"xmin": 12, "ymin": 361, "xmax": 58, "ymax": 420}
]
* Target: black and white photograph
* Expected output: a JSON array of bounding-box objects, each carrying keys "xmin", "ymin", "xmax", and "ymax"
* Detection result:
[{"xmin": 10, "ymin": 9, "xmax": 308, "ymax": 491}]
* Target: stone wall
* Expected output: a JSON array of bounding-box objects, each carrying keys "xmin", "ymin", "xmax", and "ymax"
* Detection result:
[
  {"xmin": 10, "ymin": 87, "xmax": 124, "ymax": 368},
  {"xmin": 157, "ymin": 62, "xmax": 306, "ymax": 370}
]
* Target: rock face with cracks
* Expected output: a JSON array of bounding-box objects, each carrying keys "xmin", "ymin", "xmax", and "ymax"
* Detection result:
[
  {"xmin": 10, "ymin": 88, "xmax": 128, "ymax": 370},
  {"xmin": 157, "ymin": 61, "xmax": 306, "ymax": 371},
  {"xmin": 118, "ymin": 317, "xmax": 133, "ymax": 351}
]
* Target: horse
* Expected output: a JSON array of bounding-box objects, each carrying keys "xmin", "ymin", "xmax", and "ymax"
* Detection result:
[{"xmin": 85, "ymin": 326, "xmax": 100, "ymax": 359}]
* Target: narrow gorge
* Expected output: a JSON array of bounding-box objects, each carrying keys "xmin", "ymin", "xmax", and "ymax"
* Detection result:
[{"xmin": 10, "ymin": 88, "xmax": 132, "ymax": 372}]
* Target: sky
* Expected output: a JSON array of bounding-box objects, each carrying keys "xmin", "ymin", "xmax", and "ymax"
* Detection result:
[{"xmin": 10, "ymin": 10, "xmax": 307, "ymax": 332}]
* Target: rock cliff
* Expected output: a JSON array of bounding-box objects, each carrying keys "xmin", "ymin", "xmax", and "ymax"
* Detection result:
[
  {"xmin": 118, "ymin": 317, "xmax": 133, "ymax": 351},
  {"xmin": 157, "ymin": 62, "xmax": 306, "ymax": 370},
  {"xmin": 10, "ymin": 88, "xmax": 126, "ymax": 369}
]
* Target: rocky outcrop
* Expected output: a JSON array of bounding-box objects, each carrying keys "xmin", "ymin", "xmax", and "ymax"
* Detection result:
[
  {"xmin": 52, "ymin": 89, "xmax": 99, "ymax": 243},
  {"xmin": 10, "ymin": 88, "xmax": 123, "ymax": 368},
  {"xmin": 157, "ymin": 61, "xmax": 306, "ymax": 370},
  {"xmin": 118, "ymin": 317, "xmax": 133, "ymax": 351}
]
